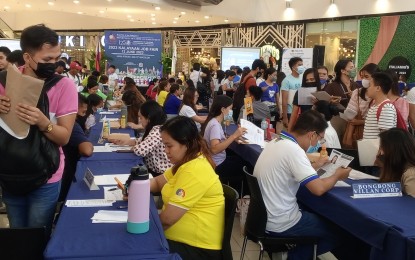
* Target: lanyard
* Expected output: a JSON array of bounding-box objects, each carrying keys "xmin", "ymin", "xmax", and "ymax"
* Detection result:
[{"xmin": 279, "ymin": 131, "xmax": 298, "ymax": 144}]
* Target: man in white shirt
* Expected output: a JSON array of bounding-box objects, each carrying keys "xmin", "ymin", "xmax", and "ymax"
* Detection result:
[
  {"xmin": 65, "ymin": 61, "xmax": 82, "ymax": 91},
  {"xmin": 363, "ymin": 72, "xmax": 397, "ymax": 139},
  {"xmin": 107, "ymin": 65, "xmax": 119, "ymax": 90},
  {"xmin": 281, "ymin": 57, "xmax": 304, "ymax": 128},
  {"xmin": 189, "ymin": 63, "xmax": 205, "ymax": 88},
  {"xmin": 254, "ymin": 110, "xmax": 350, "ymax": 259}
]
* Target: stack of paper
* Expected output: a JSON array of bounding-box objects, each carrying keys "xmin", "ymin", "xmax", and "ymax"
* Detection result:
[
  {"xmin": 91, "ymin": 210, "xmax": 128, "ymax": 223},
  {"xmin": 65, "ymin": 199, "xmax": 115, "ymax": 207}
]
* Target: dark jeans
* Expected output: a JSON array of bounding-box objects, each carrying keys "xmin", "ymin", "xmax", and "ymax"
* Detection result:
[
  {"xmin": 167, "ymin": 239, "xmax": 221, "ymax": 260},
  {"xmin": 215, "ymin": 150, "xmax": 251, "ymax": 196}
]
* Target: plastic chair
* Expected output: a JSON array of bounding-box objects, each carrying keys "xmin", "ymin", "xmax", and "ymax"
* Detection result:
[
  {"xmin": 241, "ymin": 167, "xmax": 318, "ymax": 260},
  {"xmin": 0, "ymin": 226, "xmax": 48, "ymax": 260},
  {"xmin": 222, "ymin": 184, "xmax": 239, "ymax": 260}
]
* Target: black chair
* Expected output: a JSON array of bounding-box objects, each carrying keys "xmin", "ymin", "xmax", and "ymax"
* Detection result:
[
  {"xmin": 222, "ymin": 184, "xmax": 239, "ymax": 260},
  {"xmin": 0, "ymin": 227, "xmax": 48, "ymax": 260},
  {"xmin": 241, "ymin": 167, "xmax": 319, "ymax": 260}
]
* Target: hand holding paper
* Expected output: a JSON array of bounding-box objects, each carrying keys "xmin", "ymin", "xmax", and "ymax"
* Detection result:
[{"xmin": 0, "ymin": 95, "xmax": 10, "ymax": 113}]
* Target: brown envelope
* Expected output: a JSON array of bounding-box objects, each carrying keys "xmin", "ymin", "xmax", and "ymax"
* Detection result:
[{"xmin": 0, "ymin": 65, "xmax": 44, "ymax": 138}]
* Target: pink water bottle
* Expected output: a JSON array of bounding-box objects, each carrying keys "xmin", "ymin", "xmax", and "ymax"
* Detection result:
[{"xmin": 127, "ymin": 164, "xmax": 150, "ymax": 234}]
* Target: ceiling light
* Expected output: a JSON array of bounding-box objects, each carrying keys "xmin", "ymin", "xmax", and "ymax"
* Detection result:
[
  {"xmin": 173, "ymin": 21, "xmax": 177, "ymax": 24},
  {"xmin": 73, "ymin": 0, "xmax": 80, "ymax": 4},
  {"xmin": 174, "ymin": 17, "xmax": 179, "ymax": 20},
  {"xmin": 155, "ymin": 6, "xmax": 160, "ymax": 10},
  {"xmin": 130, "ymin": 19, "xmax": 134, "ymax": 22},
  {"xmin": 224, "ymin": 19, "xmax": 229, "ymax": 22},
  {"xmin": 4, "ymin": 6, "xmax": 10, "ymax": 10},
  {"xmin": 107, "ymin": 0, "xmax": 112, "ymax": 2},
  {"xmin": 48, "ymin": 2, "xmax": 54, "ymax": 6},
  {"xmin": 195, "ymin": 20, "xmax": 200, "ymax": 23},
  {"xmin": 77, "ymin": 11, "xmax": 83, "ymax": 14},
  {"xmin": 152, "ymin": 22, "xmax": 156, "ymax": 25},
  {"xmin": 181, "ymin": 11, "xmax": 186, "ymax": 15},
  {"xmin": 99, "ymin": 10, "xmax": 105, "ymax": 13},
  {"xmin": 25, "ymin": 4, "xmax": 31, "ymax": 8},
  {"xmin": 151, "ymin": 17, "xmax": 156, "ymax": 21},
  {"xmin": 204, "ymin": 16, "xmax": 209, "ymax": 19},
  {"xmin": 150, "ymin": 13, "xmax": 156, "ymax": 17},
  {"xmin": 127, "ymin": 15, "xmax": 131, "ymax": 18}
]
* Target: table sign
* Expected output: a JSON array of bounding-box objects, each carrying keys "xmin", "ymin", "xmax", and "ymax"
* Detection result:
[
  {"xmin": 83, "ymin": 168, "xmax": 100, "ymax": 190},
  {"xmin": 352, "ymin": 182, "xmax": 402, "ymax": 198}
]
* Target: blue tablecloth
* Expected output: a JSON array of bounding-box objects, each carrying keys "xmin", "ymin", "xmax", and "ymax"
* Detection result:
[
  {"xmin": 44, "ymin": 152, "xmax": 181, "ymax": 259},
  {"xmin": 225, "ymin": 127, "xmax": 415, "ymax": 260}
]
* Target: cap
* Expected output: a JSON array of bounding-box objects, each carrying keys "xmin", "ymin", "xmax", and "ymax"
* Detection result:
[
  {"xmin": 70, "ymin": 61, "xmax": 82, "ymax": 70},
  {"xmin": 56, "ymin": 60, "xmax": 66, "ymax": 68}
]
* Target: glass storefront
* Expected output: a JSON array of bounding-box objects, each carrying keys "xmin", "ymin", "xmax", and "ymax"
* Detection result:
[{"xmin": 306, "ymin": 20, "xmax": 358, "ymax": 73}]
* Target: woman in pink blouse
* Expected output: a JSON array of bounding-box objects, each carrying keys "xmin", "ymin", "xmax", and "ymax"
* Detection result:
[
  {"xmin": 112, "ymin": 100, "xmax": 172, "ymax": 176},
  {"xmin": 385, "ymin": 70, "xmax": 409, "ymax": 126}
]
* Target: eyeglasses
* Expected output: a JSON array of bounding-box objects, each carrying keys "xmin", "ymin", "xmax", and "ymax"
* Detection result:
[{"xmin": 315, "ymin": 131, "xmax": 326, "ymax": 145}]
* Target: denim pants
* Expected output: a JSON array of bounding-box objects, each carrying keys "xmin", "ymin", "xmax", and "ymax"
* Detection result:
[
  {"xmin": 267, "ymin": 211, "xmax": 340, "ymax": 260},
  {"xmin": 3, "ymin": 181, "xmax": 61, "ymax": 232}
]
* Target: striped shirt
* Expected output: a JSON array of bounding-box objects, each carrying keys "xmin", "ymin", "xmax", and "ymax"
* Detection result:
[{"xmin": 363, "ymin": 101, "xmax": 397, "ymax": 139}]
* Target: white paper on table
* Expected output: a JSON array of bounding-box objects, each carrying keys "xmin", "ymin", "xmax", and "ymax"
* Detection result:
[
  {"xmin": 93, "ymin": 145, "xmax": 113, "ymax": 153},
  {"xmin": 99, "ymin": 112, "xmax": 115, "ymax": 115},
  {"xmin": 348, "ymin": 169, "xmax": 379, "ymax": 180},
  {"xmin": 357, "ymin": 138, "xmax": 380, "ymax": 166},
  {"xmin": 94, "ymin": 174, "xmax": 130, "ymax": 186},
  {"xmin": 91, "ymin": 210, "xmax": 128, "ymax": 223},
  {"xmin": 99, "ymin": 117, "xmax": 120, "ymax": 123},
  {"xmin": 298, "ymin": 87, "xmax": 316, "ymax": 106},
  {"xmin": 65, "ymin": 199, "xmax": 115, "ymax": 207},
  {"xmin": 104, "ymin": 186, "xmax": 124, "ymax": 201},
  {"xmin": 334, "ymin": 181, "xmax": 351, "ymax": 187},
  {"xmin": 240, "ymin": 119, "xmax": 265, "ymax": 148},
  {"xmin": 317, "ymin": 149, "xmax": 354, "ymax": 178}
]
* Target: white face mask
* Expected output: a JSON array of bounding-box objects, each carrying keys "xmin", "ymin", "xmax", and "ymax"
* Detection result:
[{"xmin": 362, "ymin": 79, "xmax": 370, "ymax": 88}]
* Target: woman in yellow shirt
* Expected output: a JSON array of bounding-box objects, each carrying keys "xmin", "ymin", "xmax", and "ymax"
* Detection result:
[
  {"xmin": 150, "ymin": 116, "xmax": 225, "ymax": 260},
  {"xmin": 156, "ymin": 80, "xmax": 170, "ymax": 106}
]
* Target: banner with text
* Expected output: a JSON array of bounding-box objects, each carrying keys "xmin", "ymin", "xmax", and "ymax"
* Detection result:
[
  {"xmin": 104, "ymin": 31, "xmax": 162, "ymax": 85},
  {"xmin": 281, "ymin": 48, "xmax": 313, "ymax": 76}
]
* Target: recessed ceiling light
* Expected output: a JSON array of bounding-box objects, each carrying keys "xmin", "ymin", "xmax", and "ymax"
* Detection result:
[
  {"xmin": 77, "ymin": 11, "xmax": 83, "ymax": 14},
  {"xmin": 224, "ymin": 19, "xmax": 229, "ymax": 22},
  {"xmin": 180, "ymin": 11, "xmax": 186, "ymax": 15},
  {"xmin": 151, "ymin": 17, "xmax": 155, "ymax": 21},
  {"xmin": 127, "ymin": 15, "xmax": 131, "ymax": 18},
  {"xmin": 152, "ymin": 22, "xmax": 156, "ymax": 25},
  {"xmin": 150, "ymin": 13, "xmax": 156, "ymax": 17},
  {"xmin": 4, "ymin": 6, "xmax": 10, "ymax": 9},
  {"xmin": 155, "ymin": 6, "xmax": 160, "ymax": 10},
  {"xmin": 99, "ymin": 10, "xmax": 105, "ymax": 13},
  {"xmin": 107, "ymin": 0, "xmax": 112, "ymax": 2},
  {"xmin": 73, "ymin": 0, "xmax": 80, "ymax": 4},
  {"xmin": 25, "ymin": 4, "xmax": 31, "ymax": 8},
  {"xmin": 48, "ymin": 2, "xmax": 54, "ymax": 6},
  {"xmin": 204, "ymin": 16, "xmax": 209, "ymax": 19},
  {"xmin": 174, "ymin": 17, "xmax": 179, "ymax": 20},
  {"xmin": 173, "ymin": 21, "xmax": 177, "ymax": 24},
  {"xmin": 130, "ymin": 19, "xmax": 134, "ymax": 22},
  {"xmin": 195, "ymin": 20, "xmax": 200, "ymax": 23}
]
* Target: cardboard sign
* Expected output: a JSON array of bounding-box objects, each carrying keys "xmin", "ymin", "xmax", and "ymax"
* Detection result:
[
  {"xmin": 83, "ymin": 168, "xmax": 100, "ymax": 191},
  {"xmin": 352, "ymin": 182, "xmax": 402, "ymax": 198}
]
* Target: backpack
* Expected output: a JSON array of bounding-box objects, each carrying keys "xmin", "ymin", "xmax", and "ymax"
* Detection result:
[
  {"xmin": 0, "ymin": 71, "xmax": 63, "ymax": 195},
  {"xmin": 233, "ymin": 75, "xmax": 252, "ymax": 113},
  {"xmin": 376, "ymin": 100, "xmax": 408, "ymax": 131}
]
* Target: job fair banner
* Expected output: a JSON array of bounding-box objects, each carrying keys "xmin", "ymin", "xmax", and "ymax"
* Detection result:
[{"xmin": 104, "ymin": 31, "xmax": 162, "ymax": 85}]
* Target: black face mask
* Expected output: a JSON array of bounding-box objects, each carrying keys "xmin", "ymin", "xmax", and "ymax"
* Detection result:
[
  {"xmin": 29, "ymin": 56, "xmax": 56, "ymax": 79},
  {"xmin": 304, "ymin": 82, "xmax": 316, "ymax": 88}
]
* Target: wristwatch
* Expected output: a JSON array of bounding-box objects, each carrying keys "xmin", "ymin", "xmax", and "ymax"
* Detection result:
[{"xmin": 43, "ymin": 123, "xmax": 53, "ymax": 133}]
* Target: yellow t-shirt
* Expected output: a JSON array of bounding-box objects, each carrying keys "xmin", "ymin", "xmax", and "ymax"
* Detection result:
[
  {"xmin": 162, "ymin": 156, "xmax": 224, "ymax": 250},
  {"xmin": 157, "ymin": 90, "xmax": 168, "ymax": 106}
]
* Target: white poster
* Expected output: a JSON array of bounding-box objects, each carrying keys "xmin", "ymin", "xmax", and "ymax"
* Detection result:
[{"xmin": 281, "ymin": 48, "xmax": 314, "ymax": 76}]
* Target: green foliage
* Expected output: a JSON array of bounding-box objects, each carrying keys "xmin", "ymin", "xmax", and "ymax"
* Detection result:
[
  {"xmin": 358, "ymin": 17, "xmax": 381, "ymax": 69},
  {"xmin": 161, "ymin": 52, "xmax": 172, "ymax": 77}
]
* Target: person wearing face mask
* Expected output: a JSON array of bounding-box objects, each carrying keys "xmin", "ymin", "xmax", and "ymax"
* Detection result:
[
  {"xmin": 254, "ymin": 110, "xmax": 351, "ymax": 260},
  {"xmin": 317, "ymin": 65, "xmax": 330, "ymax": 90},
  {"xmin": 324, "ymin": 59, "xmax": 360, "ymax": 143},
  {"xmin": 0, "ymin": 24, "xmax": 78, "ymax": 233},
  {"xmin": 281, "ymin": 57, "xmax": 304, "ymax": 129},
  {"xmin": 201, "ymin": 95, "xmax": 247, "ymax": 194},
  {"xmin": 342, "ymin": 63, "xmax": 379, "ymax": 148},
  {"xmin": 376, "ymin": 128, "xmax": 415, "ymax": 197},
  {"xmin": 259, "ymin": 67, "xmax": 279, "ymax": 104},
  {"xmin": 288, "ymin": 68, "xmax": 321, "ymax": 132}
]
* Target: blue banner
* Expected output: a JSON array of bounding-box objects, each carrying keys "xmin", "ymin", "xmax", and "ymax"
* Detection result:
[{"xmin": 104, "ymin": 31, "xmax": 162, "ymax": 85}]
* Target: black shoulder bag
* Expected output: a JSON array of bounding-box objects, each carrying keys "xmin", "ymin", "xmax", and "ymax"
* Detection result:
[{"xmin": 0, "ymin": 71, "xmax": 63, "ymax": 195}]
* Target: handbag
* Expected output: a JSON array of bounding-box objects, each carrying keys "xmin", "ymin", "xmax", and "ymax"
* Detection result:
[
  {"xmin": 0, "ymin": 72, "xmax": 63, "ymax": 195},
  {"xmin": 342, "ymin": 91, "xmax": 364, "ymax": 149}
]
